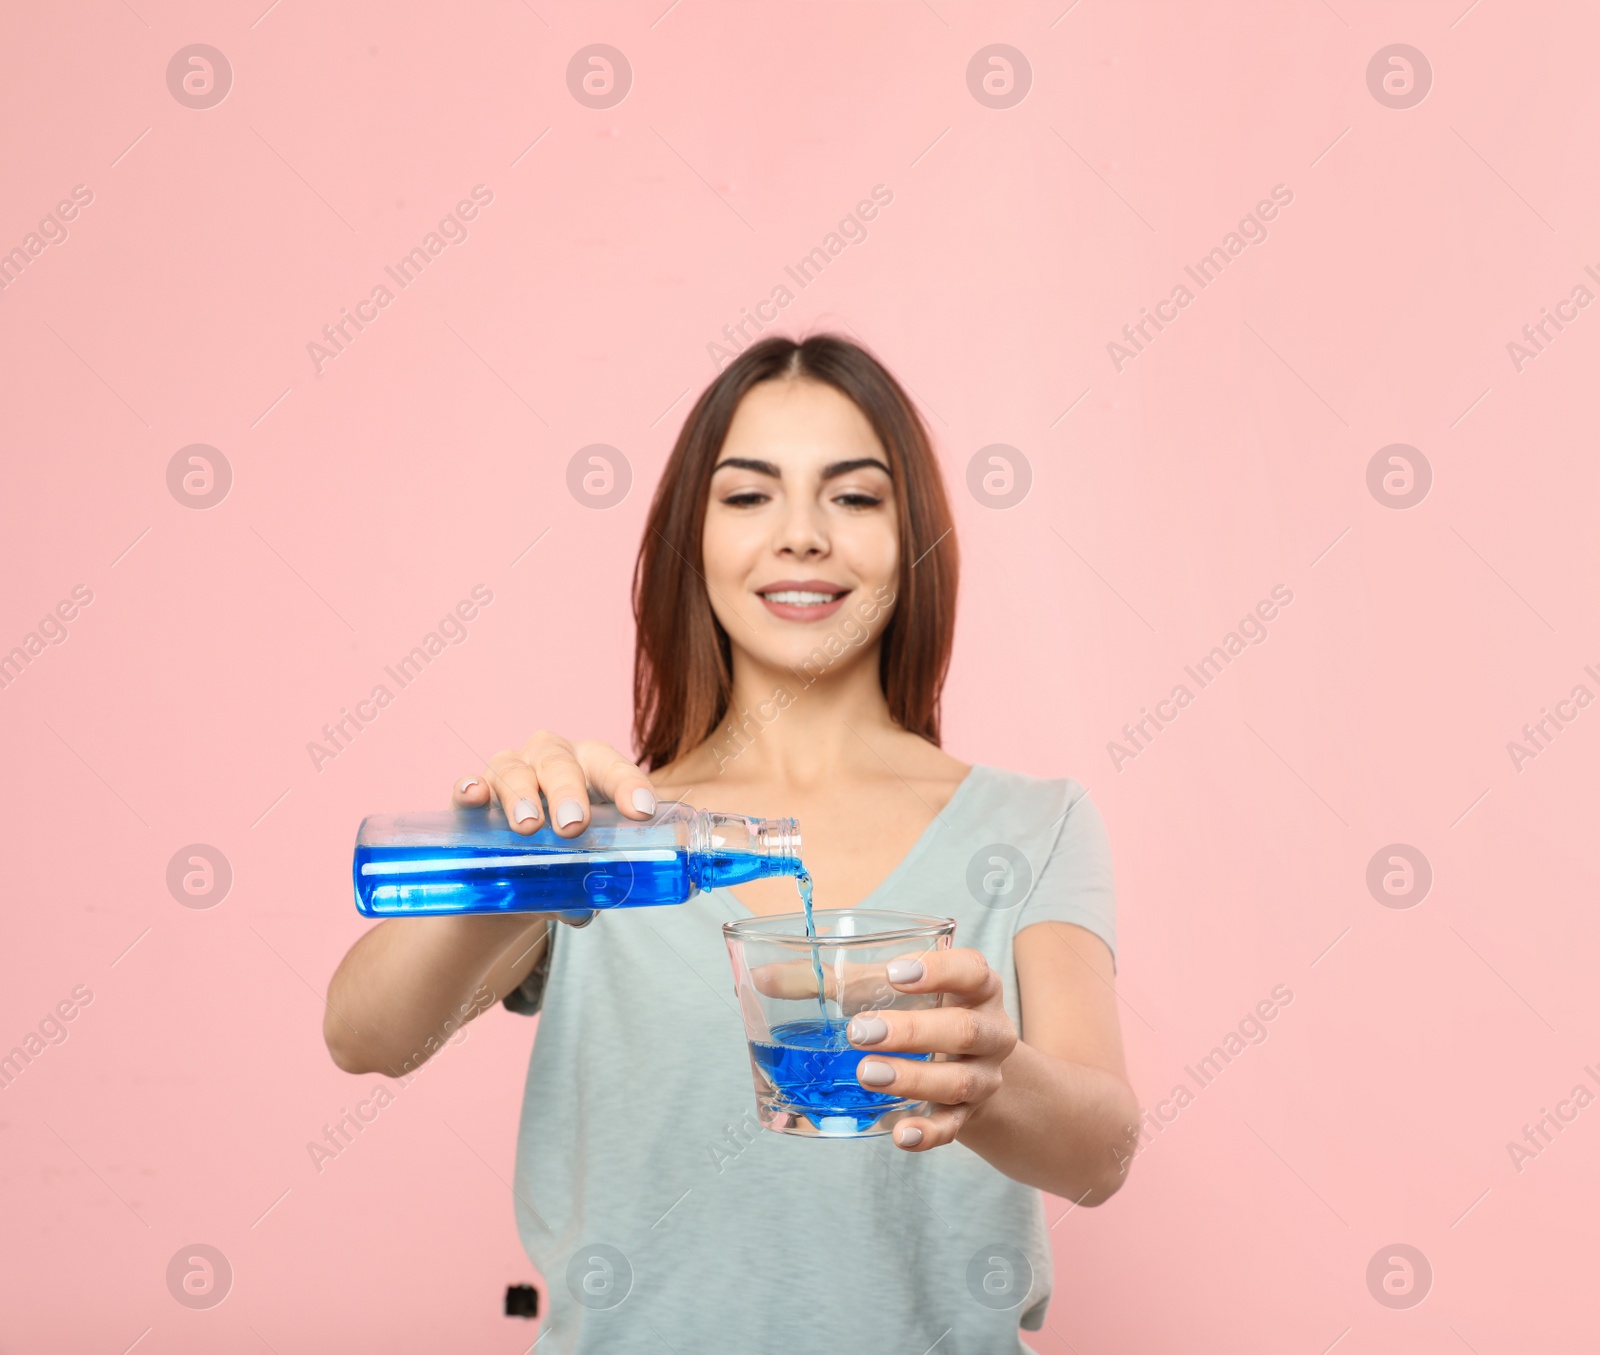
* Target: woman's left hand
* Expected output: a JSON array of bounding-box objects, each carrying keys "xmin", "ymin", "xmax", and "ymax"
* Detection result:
[{"xmin": 847, "ymin": 947, "xmax": 1018, "ymax": 1151}]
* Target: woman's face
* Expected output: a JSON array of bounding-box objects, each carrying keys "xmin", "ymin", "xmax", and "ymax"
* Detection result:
[{"xmin": 701, "ymin": 377, "xmax": 899, "ymax": 677}]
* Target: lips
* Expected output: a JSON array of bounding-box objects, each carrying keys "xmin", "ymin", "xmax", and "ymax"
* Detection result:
[{"xmin": 756, "ymin": 579, "xmax": 852, "ymax": 623}]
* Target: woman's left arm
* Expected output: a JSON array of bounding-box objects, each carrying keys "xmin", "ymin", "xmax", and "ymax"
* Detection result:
[{"xmin": 848, "ymin": 921, "xmax": 1140, "ymax": 1203}]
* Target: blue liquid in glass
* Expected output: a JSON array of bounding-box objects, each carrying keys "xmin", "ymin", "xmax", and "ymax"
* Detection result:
[{"xmin": 750, "ymin": 1018, "xmax": 931, "ymax": 1130}]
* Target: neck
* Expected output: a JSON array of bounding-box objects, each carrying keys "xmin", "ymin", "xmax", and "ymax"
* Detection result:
[{"xmin": 701, "ymin": 644, "xmax": 900, "ymax": 788}]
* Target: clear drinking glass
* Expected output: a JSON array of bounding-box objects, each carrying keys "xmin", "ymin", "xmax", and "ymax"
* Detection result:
[{"xmin": 722, "ymin": 908, "xmax": 957, "ymax": 1138}]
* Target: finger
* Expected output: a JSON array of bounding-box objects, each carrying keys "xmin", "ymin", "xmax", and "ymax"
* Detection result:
[
  {"xmin": 521, "ymin": 731, "xmax": 592, "ymax": 837},
  {"xmin": 754, "ymin": 964, "xmax": 896, "ymax": 1009},
  {"xmin": 572, "ymin": 739, "xmax": 658, "ymax": 819},
  {"xmin": 853, "ymin": 1051, "xmax": 998, "ymax": 1108},
  {"xmin": 555, "ymin": 909, "xmax": 597, "ymax": 929},
  {"xmin": 888, "ymin": 1105, "xmax": 965, "ymax": 1152},
  {"xmin": 750, "ymin": 958, "xmax": 837, "ymax": 1001},
  {"xmin": 485, "ymin": 748, "xmax": 547, "ymax": 835},
  {"xmin": 885, "ymin": 947, "xmax": 1000, "ymax": 1004},
  {"xmin": 835, "ymin": 960, "xmax": 905, "ymax": 1012},
  {"xmin": 450, "ymin": 774, "xmax": 491, "ymax": 807},
  {"xmin": 748, "ymin": 957, "xmax": 889, "ymax": 1005},
  {"xmin": 847, "ymin": 1004, "xmax": 1014, "ymax": 1059}
]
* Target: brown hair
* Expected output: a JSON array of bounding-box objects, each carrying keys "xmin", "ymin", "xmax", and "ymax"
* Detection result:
[{"xmin": 631, "ymin": 333, "xmax": 959, "ymax": 771}]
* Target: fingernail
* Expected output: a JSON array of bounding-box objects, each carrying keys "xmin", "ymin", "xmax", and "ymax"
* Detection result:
[
  {"xmin": 848, "ymin": 1016, "xmax": 887, "ymax": 1046},
  {"xmin": 632, "ymin": 787, "xmax": 657, "ymax": 815},
  {"xmin": 513, "ymin": 798, "xmax": 540, "ymax": 824},
  {"xmin": 555, "ymin": 798, "xmax": 584, "ymax": 828},
  {"xmin": 887, "ymin": 959, "xmax": 924, "ymax": 985},
  {"xmin": 459, "ymin": 777, "xmax": 480, "ymax": 793},
  {"xmin": 897, "ymin": 1126, "xmax": 924, "ymax": 1147},
  {"xmin": 857, "ymin": 1060, "xmax": 896, "ymax": 1088}
]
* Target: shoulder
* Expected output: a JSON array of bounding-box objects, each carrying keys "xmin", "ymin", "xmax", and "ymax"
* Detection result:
[
  {"xmin": 962, "ymin": 763, "xmax": 1099, "ymax": 830},
  {"xmin": 966, "ymin": 767, "xmax": 1118, "ymax": 959},
  {"xmin": 941, "ymin": 766, "xmax": 1117, "ymax": 965},
  {"xmin": 958, "ymin": 766, "xmax": 1114, "ymax": 885}
]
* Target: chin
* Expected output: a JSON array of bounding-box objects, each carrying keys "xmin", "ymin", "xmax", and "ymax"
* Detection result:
[{"xmin": 750, "ymin": 634, "xmax": 872, "ymax": 683}]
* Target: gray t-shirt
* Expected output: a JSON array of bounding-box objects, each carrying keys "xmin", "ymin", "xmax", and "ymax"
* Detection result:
[{"xmin": 502, "ymin": 763, "xmax": 1117, "ymax": 1354}]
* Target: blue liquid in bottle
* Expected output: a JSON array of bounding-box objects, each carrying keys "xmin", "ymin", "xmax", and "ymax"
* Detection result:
[{"xmin": 352, "ymin": 801, "xmax": 801, "ymax": 917}]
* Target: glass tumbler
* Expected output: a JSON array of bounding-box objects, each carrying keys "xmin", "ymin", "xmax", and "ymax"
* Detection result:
[{"xmin": 722, "ymin": 908, "xmax": 957, "ymax": 1138}]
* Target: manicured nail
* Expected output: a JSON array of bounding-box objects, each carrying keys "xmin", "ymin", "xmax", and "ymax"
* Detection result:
[
  {"xmin": 887, "ymin": 959, "xmax": 924, "ymax": 985},
  {"xmin": 848, "ymin": 1016, "xmax": 887, "ymax": 1046},
  {"xmin": 513, "ymin": 798, "xmax": 540, "ymax": 824},
  {"xmin": 857, "ymin": 1060, "xmax": 896, "ymax": 1088},
  {"xmin": 458, "ymin": 777, "xmax": 480, "ymax": 793},
  {"xmin": 632, "ymin": 787, "xmax": 657, "ymax": 815},
  {"xmin": 897, "ymin": 1126, "xmax": 924, "ymax": 1147},
  {"xmin": 555, "ymin": 798, "xmax": 584, "ymax": 828}
]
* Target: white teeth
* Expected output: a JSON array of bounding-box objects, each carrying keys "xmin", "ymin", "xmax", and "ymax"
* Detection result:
[{"xmin": 764, "ymin": 590, "xmax": 839, "ymax": 605}]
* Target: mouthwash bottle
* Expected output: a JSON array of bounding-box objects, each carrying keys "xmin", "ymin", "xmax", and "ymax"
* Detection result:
[{"xmin": 352, "ymin": 800, "xmax": 802, "ymax": 918}]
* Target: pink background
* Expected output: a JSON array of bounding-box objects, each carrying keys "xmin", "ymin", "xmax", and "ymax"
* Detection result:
[{"xmin": 2, "ymin": 1, "xmax": 1594, "ymax": 1350}]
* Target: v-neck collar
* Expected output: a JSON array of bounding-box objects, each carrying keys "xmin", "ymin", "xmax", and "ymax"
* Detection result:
[{"xmin": 715, "ymin": 763, "xmax": 988, "ymax": 918}]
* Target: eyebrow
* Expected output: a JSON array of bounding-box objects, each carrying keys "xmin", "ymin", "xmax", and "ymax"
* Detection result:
[{"xmin": 712, "ymin": 456, "xmax": 892, "ymax": 480}]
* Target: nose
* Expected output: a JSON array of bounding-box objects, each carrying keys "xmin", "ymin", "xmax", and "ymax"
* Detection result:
[{"xmin": 773, "ymin": 497, "xmax": 829, "ymax": 559}]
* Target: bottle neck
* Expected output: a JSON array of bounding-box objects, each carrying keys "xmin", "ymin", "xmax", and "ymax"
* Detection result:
[
  {"xmin": 754, "ymin": 815, "xmax": 802, "ymax": 872},
  {"xmin": 693, "ymin": 811, "xmax": 802, "ymax": 875}
]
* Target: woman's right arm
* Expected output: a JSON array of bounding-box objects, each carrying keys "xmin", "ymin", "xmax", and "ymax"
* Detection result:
[
  {"xmin": 322, "ymin": 734, "xmax": 657, "ymax": 1075},
  {"xmin": 323, "ymin": 912, "xmax": 551, "ymax": 1075}
]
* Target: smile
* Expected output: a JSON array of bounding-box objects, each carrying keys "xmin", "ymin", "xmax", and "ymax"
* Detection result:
[
  {"xmin": 763, "ymin": 590, "xmax": 842, "ymax": 605},
  {"xmin": 756, "ymin": 582, "xmax": 853, "ymax": 622}
]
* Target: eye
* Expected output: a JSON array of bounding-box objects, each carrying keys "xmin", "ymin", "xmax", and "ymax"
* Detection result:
[
  {"xmin": 721, "ymin": 489, "xmax": 770, "ymax": 508},
  {"xmin": 833, "ymin": 491, "xmax": 884, "ymax": 509}
]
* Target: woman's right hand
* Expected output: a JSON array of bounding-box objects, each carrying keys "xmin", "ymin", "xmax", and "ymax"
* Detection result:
[
  {"xmin": 452, "ymin": 732, "xmax": 658, "ymax": 929},
  {"xmin": 451, "ymin": 732, "xmax": 659, "ymax": 928}
]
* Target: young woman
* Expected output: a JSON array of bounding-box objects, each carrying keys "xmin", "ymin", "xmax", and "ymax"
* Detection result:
[{"xmin": 325, "ymin": 335, "xmax": 1138, "ymax": 1353}]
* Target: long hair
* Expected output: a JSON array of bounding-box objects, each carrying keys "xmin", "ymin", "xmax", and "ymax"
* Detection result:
[{"xmin": 631, "ymin": 334, "xmax": 959, "ymax": 771}]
